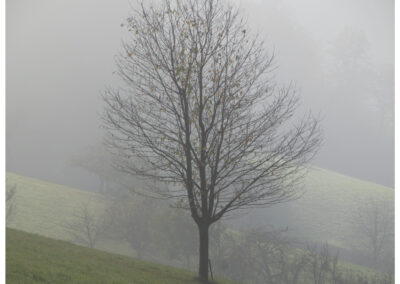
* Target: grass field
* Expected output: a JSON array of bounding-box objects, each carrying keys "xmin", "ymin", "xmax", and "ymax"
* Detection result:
[
  {"xmin": 6, "ymin": 172, "xmax": 137, "ymax": 257},
  {"xmin": 7, "ymin": 168, "xmax": 393, "ymax": 252},
  {"xmin": 233, "ymin": 166, "xmax": 394, "ymax": 250},
  {"xmin": 5, "ymin": 170, "xmax": 393, "ymax": 280},
  {"xmin": 6, "ymin": 228, "xmax": 236, "ymax": 284}
]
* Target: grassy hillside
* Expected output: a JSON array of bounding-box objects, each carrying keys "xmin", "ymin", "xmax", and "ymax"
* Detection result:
[
  {"xmin": 231, "ymin": 166, "xmax": 394, "ymax": 249},
  {"xmin": 6, "ymin": 168, "xmax": 394, "ymax": 252},
  {"xmin": 6, "ymin": 228, "xmax": 236, "ymax": 284},
  {"xmin": 6, "ymin": 172, "xmax": 133, "ymax": 257},
  {"xmin": 5, "ymin": 170, "xmax": 392, "ymax": 281},
  {"xmin": 297, "ymin": 167, "xmax": 393, "ymax": 247},
  {"xmin": 6, "ymin": 172, "xmax": 107, "ymax": 237}
]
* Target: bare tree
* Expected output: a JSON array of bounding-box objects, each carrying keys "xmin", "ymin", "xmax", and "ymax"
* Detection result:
[
  {"xmin": 68, "ymin": 144, "xmax": 115, "ymax": 195},
  {"xmin": 103, "ymin": 0, "xmax": 321, "ymax": 281},
  {"xmin": 248, "ymin": 229, "xmax": 308, "ymax": 284},
  {"xmin": 352, "ymin": 199, "xmax": 394, "ymax": 268},
  {"xmin": 6, "ymin": 181, "xmax": 17, "ymax": 225},
  {"xmin": 109, "ymin": 197, "xmax": 155, "ymax": 259},
  {"xmin": 158, "ymin": 208, "xmax": 198, "ymax": 268},
  {"xmin": 306, "ymin": 244, "xmax": 341, "ymax": 284},
  {"xmin": 64, "ymin": 201, "xmax": 108, "ymax": 249}
]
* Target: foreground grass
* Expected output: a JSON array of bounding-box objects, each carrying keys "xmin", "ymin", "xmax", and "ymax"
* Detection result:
[{"xmin": 6, "ymin": 228, "xmax": 237, "ymax": 284}]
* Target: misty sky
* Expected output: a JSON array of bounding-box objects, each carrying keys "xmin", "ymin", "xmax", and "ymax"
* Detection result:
[{"xmin": 6, "ymin": 0, "xmax": 394, "ymax": 189}]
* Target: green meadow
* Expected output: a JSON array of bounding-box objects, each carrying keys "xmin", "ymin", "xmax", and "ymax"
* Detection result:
[{"xmin": 6, "ymin": 228, "xmax": 237, "ymax": 284}]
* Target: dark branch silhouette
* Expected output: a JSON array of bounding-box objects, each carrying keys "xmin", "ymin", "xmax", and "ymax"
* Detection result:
[{"xmin": 103, "ymin": 0, "xmax": 321, "ymax": 281}]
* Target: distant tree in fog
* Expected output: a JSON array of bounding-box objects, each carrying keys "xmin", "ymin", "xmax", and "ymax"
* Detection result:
[
  {"xmin": 249, "ymin": 229, "xmax": 308, "ymax": 284},
  {"xmin": 68, "ymin": 145, "xmax": 113, "ymax": 194},
  {"xmin": 63, "ymin": 201, "xmax": 108, "ymax": 249},
  {"xmin": 158, "ymin": 209, "xmax": 198, "ymax": 268},
  {"xmin": 109, "ymin": 197, "xmax": 155, "ymax": 259},
  {"xmin": 352, "ymin": 199, "xmax": 394, "ymax": 268},
  {"xmin": 103, "ymin": 0, "xmax": 321, "ymax": 281},
  {"xmin": 69, "ymin": 144, "xmax": 149, "ymax": 197}
]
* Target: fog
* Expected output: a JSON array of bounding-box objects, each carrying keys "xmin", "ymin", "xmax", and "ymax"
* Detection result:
[
  {"xmin": 6, "ymin": 0, "xmax": 394, "ymax": 282},
  {"xmin": 7, "ymin": 0, "xmax": 393, "ymax": 191}
]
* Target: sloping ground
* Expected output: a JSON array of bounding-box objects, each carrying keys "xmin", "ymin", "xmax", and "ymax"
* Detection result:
[
  {"xmin": 228, "ymin": 167, "xmax": 394, "ymax": 249},
  {"xmin": 6, "ymin": 172, "xmax": 133, "ymax": 257},
  {"xmin": 7, "ymin": 168, "xmax": 394, "ymax": 251},
  {"xmin": 6, "ymin": 172, "xmax": 107, "ymax": 238},
  {"xmin": 292, "ymin": 167, "xmax": 393, "ymax": 247},
  {"xmin": 6, "ymin": 228, "xmax": 236, "ymax": 284},
  {"xmin": 5, "ymin": 171, "xmax": 392, "ymax": 279}
]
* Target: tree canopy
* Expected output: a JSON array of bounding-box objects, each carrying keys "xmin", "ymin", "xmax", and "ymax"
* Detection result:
[{"xmin": 103, "ymin": 0, "xmax": 321, "ymax": 281}]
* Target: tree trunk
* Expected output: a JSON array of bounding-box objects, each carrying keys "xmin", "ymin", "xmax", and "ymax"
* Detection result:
[{"xmin": 198, "ymin": 222, "xmax": 210, "ymax": 283}]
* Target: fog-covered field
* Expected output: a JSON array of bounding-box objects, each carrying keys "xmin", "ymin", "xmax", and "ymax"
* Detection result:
[
  {"xmin": 6, "ymin": 0, "xmax": 393, "ymax": 283},
  {"xmin": 6, "ymin": 170, "xmax": 393, "ymax": 283}
]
